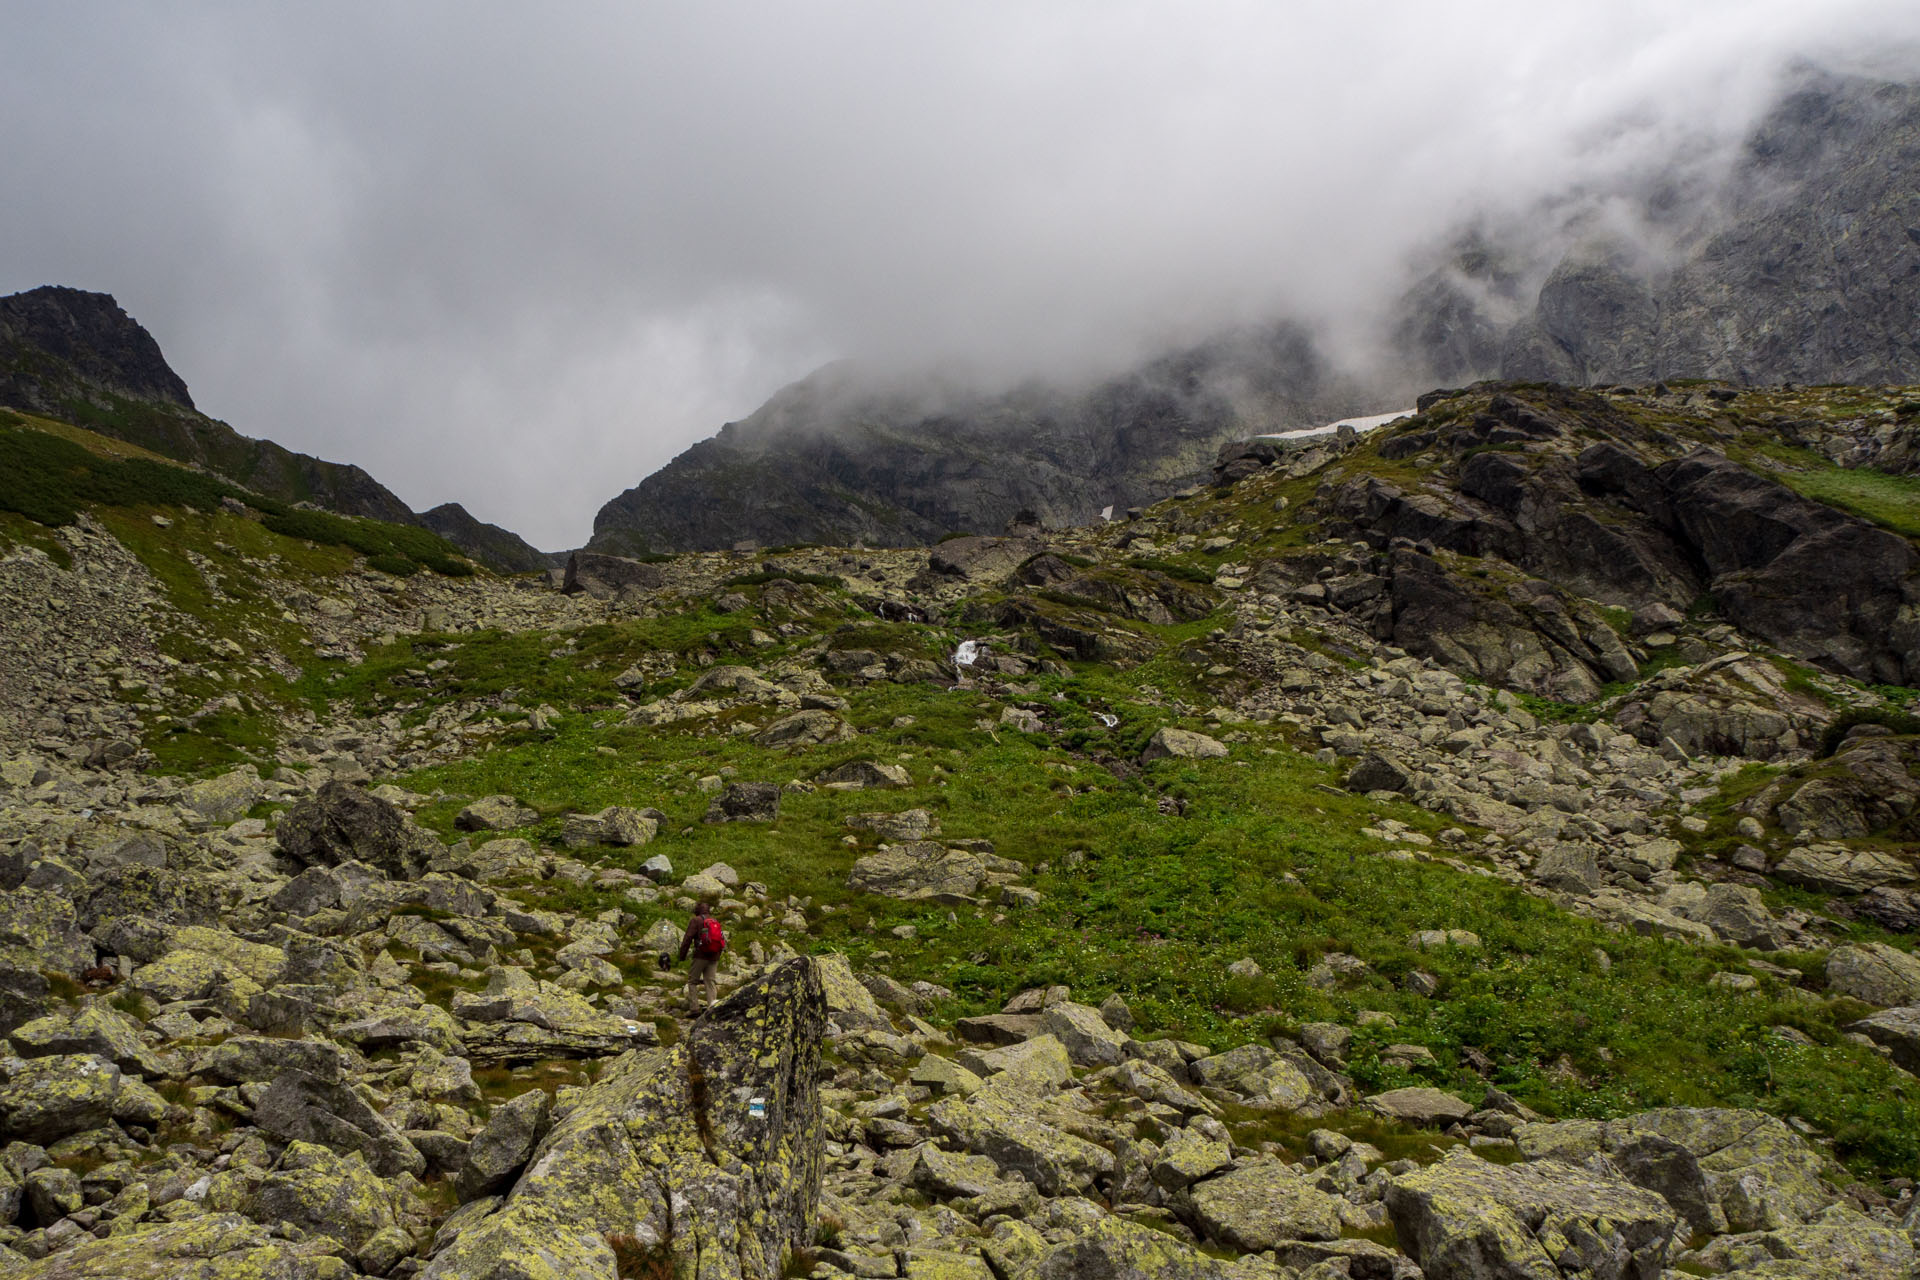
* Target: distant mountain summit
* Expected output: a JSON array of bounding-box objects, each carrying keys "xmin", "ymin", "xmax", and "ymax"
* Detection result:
[
  {"xmin": 0, "ymin": 285, "xmax": 194, "ymax": 410},
  {"xmin": 0, "ymin": 285, "xmax": 551, "ymax": 572}
]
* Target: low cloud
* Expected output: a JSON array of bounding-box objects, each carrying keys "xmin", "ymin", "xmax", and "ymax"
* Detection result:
[{"xmin": 4, "ymin": 1, "xmax": 1918, "ymax": 546}]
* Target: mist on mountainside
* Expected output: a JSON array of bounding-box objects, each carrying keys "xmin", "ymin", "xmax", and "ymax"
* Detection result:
[{"xmin": 4, "ymin": 4, "xmax": 1920, "ymax": 546}]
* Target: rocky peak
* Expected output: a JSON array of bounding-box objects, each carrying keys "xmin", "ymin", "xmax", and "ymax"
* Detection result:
[{"xmin": 0, "ymin": 286, "xmax": 193, "ymax": 413}]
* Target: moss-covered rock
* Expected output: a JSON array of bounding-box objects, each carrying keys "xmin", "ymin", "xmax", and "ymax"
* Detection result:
[{"xmin": 1677, "ymin": 1203, "xmax": 1917, "ymax": 1278}]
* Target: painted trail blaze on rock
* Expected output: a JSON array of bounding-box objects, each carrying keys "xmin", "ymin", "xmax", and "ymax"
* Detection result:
[{"xmin": 424, "ymin": 957, "xmax": 826, "ymax": 1280}]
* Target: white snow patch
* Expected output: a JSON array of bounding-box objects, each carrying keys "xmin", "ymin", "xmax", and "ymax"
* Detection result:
[{"xmin": 1258, "ymin": 408, "xmax": 1415, "ymax": 441}]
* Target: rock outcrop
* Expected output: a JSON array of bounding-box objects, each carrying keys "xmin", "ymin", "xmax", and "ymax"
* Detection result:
[{"xmin": 424, "ymin": 957, "xmax": 825, "ymax": 1280}]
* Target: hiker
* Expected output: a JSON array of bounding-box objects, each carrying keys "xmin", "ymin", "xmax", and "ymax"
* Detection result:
[{"xmin": 676, "ymin": 900, "xmax": 726, "ymax": 1013}]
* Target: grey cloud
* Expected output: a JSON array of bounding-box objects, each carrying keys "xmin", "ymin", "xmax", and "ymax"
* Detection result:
[{"xmin": 4, "ymin": 1, "xmax": 1919, "ymax": 546}]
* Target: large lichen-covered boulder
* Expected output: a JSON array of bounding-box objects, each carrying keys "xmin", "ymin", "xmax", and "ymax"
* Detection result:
[
  {"xmin": 1773, "ymin": 846, "xmax": 1913, "ymax": 895},
  {"xmin": 560, "ymin": 806, "xmax": 657, "ymax": 849},
  {"xmin": 1038, "ymin": 1002, "xmax": 1127, "ymax": 1067},
  {"xmin": 1366, "ymin": 1087, "xmax": 1475, "ymax": 1126},
  {"xmin": 1180, "ymin": 1162, "xmax": 1343, "ymax": 1249},
  {"xmin": 455, "ymin": 975, "xmax": 654, "ymax": 1064},
  {"xmin": 926, "ymin": 1088, "xmax": 1113, "ymax": 1196},
  {"xmin": 456, "ymin": 794, "xmax": 540, "ymax": 833},
  {"xmin": 8, "ymin": 1212, "xmax": 316, "ymax": 1278},
  {"xmin": 1384, "ymin": 1147, "xmax": 1679, "ymax": 1280},
  {"xmin": 255, "ymin": 1069, "xmax": 425, "ymax": 1178},
  {"xmin": 424, "ymin": 957, "xmax": 826, "ymax": 1280},
  {"xmin": 277, "ymin": 780, "xmax": 434, "ymax": 879},
  {"xmin": 703, "ymin": 781, "xmax": 783, "ymax": 824},
  {"xmin": 1187, "ymin": 1043, "xmax": 1314, "ymax": 1111},
  {"xmin": 957, "ymin": 1035, "xmax": 1074, "ymax": 1094},
  {"xmin": 812, "ymin": 952, "xmax": 891, "ymax": 1032},
  {"xmin": 1516, "ymin": 1107, "xmax": 1835, "ymax": 1236},
  {"xmin": 1676, "ymin": 1204, "xmax": 1917, "ymax": 1279},
  {"xmin": 0, "ymin": 889, "xmax": 91, "ymax": 975},
  {"xmin": 1848, "ymin": 1005, "xmax": 1920, "ymax": 1073},
  {"xmin": 1139, "ymin": 727, "xmax": 1228, "ymax": 764},
  {"xmin": 905, "ymin": 1144, "xmax": 1042, "ymax": 1218},
  {"xmin": 180, "ymin": 765, "xmax": 265, "ymax": 826},
  {"xmin": 244, "ymin": 1141, "xmax": 399, "ymax": 1255},
  {"xmin": 9, "ymin": 1005, "xmax": 154, "ymax": 1074},
  {"xmin": 457, "ymin": 1087, "xmax": 553, "ymax": 1202},
  {"xmin": 753, "ymin": 709, "xmax": 855, "ymax": 749},
  {"xmin": 0, "ymin": 1053, "xmax": 123, "ymax": 1145}
]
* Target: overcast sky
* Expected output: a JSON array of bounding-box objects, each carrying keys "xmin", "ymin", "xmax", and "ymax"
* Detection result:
[{"xmin": 5, "ymin": 2, "xmax": 1919, "ymax": 548}]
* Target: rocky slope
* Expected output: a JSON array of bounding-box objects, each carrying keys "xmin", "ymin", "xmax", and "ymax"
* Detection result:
[
  {"xmin": 4, "ymin": 381, "xmax": 1920, "ymax": 1276},
  {"xmin": 0, "ymin": 287, "xmax": 548, "ymax": 574}
]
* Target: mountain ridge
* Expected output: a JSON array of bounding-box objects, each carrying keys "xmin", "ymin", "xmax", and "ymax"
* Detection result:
[{"xmin": 0, "ymin": 285, "xmax": 554, "ymax": 573}]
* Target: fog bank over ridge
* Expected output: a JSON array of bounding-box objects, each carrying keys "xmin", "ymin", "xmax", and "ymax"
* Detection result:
[{"xmin": 3, "ymin": 2, "xmax": 1920, "ymax": 546}]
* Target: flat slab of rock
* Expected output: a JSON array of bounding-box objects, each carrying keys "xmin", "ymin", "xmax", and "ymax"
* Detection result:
[
  {"xmin": 1366, "ymin": 1086, "xmax": 1474, "ymax": 1125},
  {"xmin": 954, "ymin": 1012, "xmax": 1045, "ymax": 1046},
  {"xmin": 456, "ymin": 794, "xmax": 539, "ymax": 832},
  {"xmin": 1025, "ymin": 1216, "xmax": 1244, "ymax": 1279},
  {"xmin": 845, "ymin": 808, "xmax": 941, "ymax": 841},
  {"xmin": 927, "ymin": 1089, "xmax": 1113, "ymax": 1196},
  {"xmin": 818, "ymin": 760, "xmax": 911, "ymax": 789},
  {"xmin": 1140, "ymin": 727, "xmax": 1228, "ymax": 763},
  {"xmin": 848, "ymin": 841, "xmax": 985, "ymax": 901},
  {"xmin": 8, "ymin": 1211, "xmax": 311, "ymax": 1279},
  {"xmin": 1775, "ymin": 845, "xmax": 1914, "ymax": 894}
]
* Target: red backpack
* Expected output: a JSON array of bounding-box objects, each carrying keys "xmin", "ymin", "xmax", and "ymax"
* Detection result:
[{"xmin": 695, "ymin": 916, "xmax": 726, "ymax": 955}]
